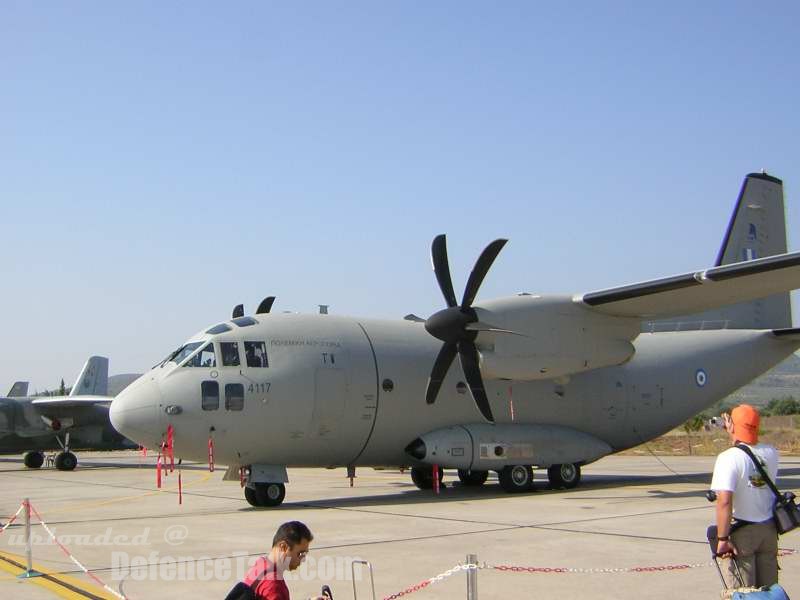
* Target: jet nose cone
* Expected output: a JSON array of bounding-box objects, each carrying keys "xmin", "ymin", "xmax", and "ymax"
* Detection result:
[{"xmin": 110, "ymin": 376, "xmax": 162, "ymax": 446}]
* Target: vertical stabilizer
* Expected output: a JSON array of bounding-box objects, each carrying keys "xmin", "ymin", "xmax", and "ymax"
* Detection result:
[
  {"xmin": 70, "ymin": 356, "xmax": 109, "ymax": 396},
  {"xmin": 6, "ymin": 382, "xmax": 29, "ymax": 398},
  {"xmin": 646, "ymin": 173, "xmax": 792, "ymax": 331}
]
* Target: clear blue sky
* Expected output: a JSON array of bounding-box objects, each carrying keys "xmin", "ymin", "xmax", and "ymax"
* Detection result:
[{"xmin": 2, "ymin": 2, "xmax": 799, "ymax": 391}]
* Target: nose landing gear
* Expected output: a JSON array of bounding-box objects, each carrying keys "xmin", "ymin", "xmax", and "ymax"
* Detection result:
[
  {"xmin": 244, "ymin": 482, "xmax": 286, "ymax": 507},
  {"xmin": 240, "ymin": 465, "xmax": 288, "ymax": 507}
]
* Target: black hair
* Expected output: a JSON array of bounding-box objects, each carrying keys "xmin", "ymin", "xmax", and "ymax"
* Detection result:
[{"xmin": 272, "ymin": 521, "xmax": 313, "ymax": 548}]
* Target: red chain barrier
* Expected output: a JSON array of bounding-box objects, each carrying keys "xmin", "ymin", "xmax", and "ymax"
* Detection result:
[{"xmin": 384, "ymin": 579, "xmax": 431, "ymax": 599}]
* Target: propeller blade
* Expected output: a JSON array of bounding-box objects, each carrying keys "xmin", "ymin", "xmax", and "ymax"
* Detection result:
[
  {"xmin": 256, "ymin": 296, "xmax": 276, "ymax": 314},
  {"xmin": 431, "ymin": 234, "xmax": 458, "ymax": 308},
  {"xmin": 458, "ymin": 341, "xmax": 494, "ymax": 422},
  {"xmin": 232, "ymin": 304, "xmax": 244, "ymax": 318},
  {"xmin": 461, "ymin": 239, "xmax": 508, "ymax": 308},
  {"xmin": 425, "ymin": 342, "xmax": 458, "ymax": 405}
]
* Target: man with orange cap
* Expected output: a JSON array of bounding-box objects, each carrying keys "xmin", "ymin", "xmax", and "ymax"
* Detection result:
[{"xmin": 710, "ymin": 404, "xmax": 779, "ymax": 587}]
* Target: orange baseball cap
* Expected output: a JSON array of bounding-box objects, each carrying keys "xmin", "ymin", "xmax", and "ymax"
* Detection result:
[{"xmin": 731, "ymin": 404, "xmax": 760, "ymax": 444}]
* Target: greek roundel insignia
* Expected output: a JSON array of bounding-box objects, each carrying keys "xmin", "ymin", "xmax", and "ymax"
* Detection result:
[{"xmin": 695, "ymin": 369, "xmax": 708, "ymax": 387}]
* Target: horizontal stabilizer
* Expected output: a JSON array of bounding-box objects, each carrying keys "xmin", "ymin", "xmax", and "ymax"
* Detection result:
[
  {"xmin": 772, "ymin": 328, "xmax": 800, "ymax": 341},
  {"xmin": 581, "ymin": 251, "xmax": 800, "ymax": 319}
]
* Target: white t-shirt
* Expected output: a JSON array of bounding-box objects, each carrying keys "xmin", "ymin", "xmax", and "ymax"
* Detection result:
[{"xmin": 710, "ymin": 443, "xmax": 779, "ymax": 523}]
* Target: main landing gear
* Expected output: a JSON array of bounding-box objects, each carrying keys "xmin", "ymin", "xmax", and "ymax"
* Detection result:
[
  {"xmin": 408, "ymin": 462, "xmax": 582, "ymax": 493},
  {"xmin": 547, "ymin": 463, "xmax": 581, "ymax": 489},
  {"xmin": 23, "ymin": 451, "xmax": 44, "ymax": 469}
]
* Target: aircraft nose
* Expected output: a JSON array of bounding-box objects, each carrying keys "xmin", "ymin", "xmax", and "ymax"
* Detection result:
[{"xmin": 110, "ymin": 376, "xmax": 162, "ymax": 447}]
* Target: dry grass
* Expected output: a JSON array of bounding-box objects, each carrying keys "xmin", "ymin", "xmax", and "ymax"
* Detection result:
[{"xmin": 622, "ymin": 417, "xmax": 800, "ymax": 456}]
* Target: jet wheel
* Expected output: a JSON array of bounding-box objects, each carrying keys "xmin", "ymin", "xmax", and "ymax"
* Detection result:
[
  {"xmin": 498, "ymin": 465, "xmax": 533, "ymax": 493},
  {"xmin": 24, "ymin": 451, "xmax": 45, "ymax": 469},
  {"xmin": 457, "ymin": 469, "xmax": 488, "ymax": 486},
  {"xmin": 244, "ymin": 485, "xmax": 260, "ymax": 507},
  {"xmin": 547, "ymin": 463, "xmax": 581, "ymax": 489},
  {"xmin": 410, "ymin": 466, "xmax": 443, "ymax": 490},
  {"xmin": 255, "ymin": 482, "xmax": 286, "ymax": 507},
  {"xmin": 54, "ymin": 451, "xmax": 77, "ymax": 471}
]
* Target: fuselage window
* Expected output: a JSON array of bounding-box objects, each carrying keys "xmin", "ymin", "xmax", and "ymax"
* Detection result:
[
  {"xmin": 201, "ymin": 381, "xmax": 219, "ymax": 411},
  {"xmin": 231, "ymin": 316, "xmax": 258, "ymax": 328},
  {"xmin": 206, "ymin": 323, "xmax": 232, "ymax": 335},
  {"xmin": 220, "ymin": 342, "xmax": 240, "ymax": 367},
  {"xmin": 225, "ymin": 383, "xmax": 244, "ymax": 411},
  {"xmin": 185, "ymin": 343, "xmax": 217, "ymax": 368},
  {"xmin": 244, "ymin": 341, "xmax": 268, "ymax": 367},
  {"xmin": 164, "ymin": 342, "xmax": 203, "ymax": 367}
]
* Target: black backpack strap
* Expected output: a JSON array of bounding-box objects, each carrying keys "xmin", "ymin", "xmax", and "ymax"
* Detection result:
[{"xmin": 735, "ymin": 443, "xmax": 782, "ymax": 501}]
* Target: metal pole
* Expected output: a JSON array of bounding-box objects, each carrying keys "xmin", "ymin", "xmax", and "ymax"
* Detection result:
[
  {"xmin": 466, "ymin": 554, "xmax": 477, "ymax": 600},
  {"xmin": 24, "ymin": 498, "xmax": 32, "ymax": 573},
  {"xmin": 17, "ymin": 498, "xmax": 41, "ymax": 578}
]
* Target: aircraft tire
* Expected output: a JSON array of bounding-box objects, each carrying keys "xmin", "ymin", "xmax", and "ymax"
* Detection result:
[
  {"xmin": 244, "ymin": 486, "xmax": 260, "ymax": 507},
  {"xmin": 410, "ymin": 466, "xmax": 443, "ymax": 490},
  {"xmin": 457, "ymin": 469, "xmax": 488, "ymax": 486},
  {"xmin": 55, "ymin": 451, "xmax": 77, "ymax": 471},
  {"xmin": 498, "ymin": 465, "xmax": 534, "ymax": 493},
  {"xmin": 547, "ymin": 463, "xmax": 581, "ymax": 489},
  {"xmin": 23, "ymin": 451, "xmax": 45, "ymax": 469},
  {"xmin": 255, "ymin": 483, "xmax": 286, "ymax": 507}
]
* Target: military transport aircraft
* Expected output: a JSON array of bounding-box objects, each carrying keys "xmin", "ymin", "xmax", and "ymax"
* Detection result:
[
  {"xmin": 111, "ymin": 172, "xmax": 800, "ymax": 507},
  {"xmin": 0, "ymin": 356, "xmax": 134, "ymax": 470}
]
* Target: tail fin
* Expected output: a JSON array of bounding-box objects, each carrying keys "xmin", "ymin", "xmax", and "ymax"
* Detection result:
[
  {"xmin": 70, "ymin": 356, "xmax": 109, "ymax": 396},
  {"xmin": 6, "ymin": 382, "xmax": 29, "ymax": 397},
  {"xmin": 646, "ymin": 172, "xmax": 792, "ymax": 331}
]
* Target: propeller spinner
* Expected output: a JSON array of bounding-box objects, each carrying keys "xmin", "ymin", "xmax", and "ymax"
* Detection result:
[{"xmin": 424, "ymin": 234, "xmax": 507, "ymax": 423}]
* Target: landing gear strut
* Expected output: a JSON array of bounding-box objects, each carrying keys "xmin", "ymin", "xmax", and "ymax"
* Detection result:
[{"xmin": 23, "ymin": 451, "xmax": 45, "ymax": 469}]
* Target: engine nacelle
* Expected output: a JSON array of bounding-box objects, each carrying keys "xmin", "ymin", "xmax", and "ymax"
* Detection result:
[
  {"xmin": 405, "ymin": 423, "xmax": 612, "ymax": 471},
  {"xmin": 473, "ymin": 295, "xmax": 639, "ymax": 381}
]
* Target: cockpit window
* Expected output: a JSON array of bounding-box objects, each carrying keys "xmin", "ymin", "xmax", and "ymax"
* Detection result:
[
  {"xmin": 231, "ymin": 316, "xmax": 258, "ymax": 328},
  {"xmin": 220, "ymin": 342, "xmax": 240, "ymax": 367},
  {"xmin": 184, "ymin": 343, "xmax": 217, "ymax": 368},
  {"xmin": 244, "ymin": 341, "xmax": 268, "ymax": 367},
  {"xmin": 160, "ymin": 342, "xmax": 203, "ymax": 367},
  {"xmin": 206, "ymin": 323, "xmax": 232, "ymax": 335}
]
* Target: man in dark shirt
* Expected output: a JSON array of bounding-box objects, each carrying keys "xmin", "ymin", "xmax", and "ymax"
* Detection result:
[{"xmin": 242, "ymin": 521, "xmax": 326, "ymax": 600}]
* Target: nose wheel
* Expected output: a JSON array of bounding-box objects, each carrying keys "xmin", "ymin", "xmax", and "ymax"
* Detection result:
[{"xmin": 244, "ymin": 482, "xmax": 286, "ymax": 507}]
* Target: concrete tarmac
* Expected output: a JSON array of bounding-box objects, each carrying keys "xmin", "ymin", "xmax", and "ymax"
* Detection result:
[{"xmin": 0, "ymin": 451, "xmax": 798, "ymax": 599}]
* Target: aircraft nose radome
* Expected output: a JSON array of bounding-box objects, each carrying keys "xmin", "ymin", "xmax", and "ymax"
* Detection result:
[{"xmin": 110, "ymin": 377, "xmax": 162, "ymax": 446}]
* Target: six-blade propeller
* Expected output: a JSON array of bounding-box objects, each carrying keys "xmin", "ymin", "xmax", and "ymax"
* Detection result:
[{"xmin": 423, "ymin": 234, "xmax": 507, "ymax": 423}]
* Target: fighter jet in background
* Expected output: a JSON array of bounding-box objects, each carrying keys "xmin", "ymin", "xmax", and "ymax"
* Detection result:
[
  {"xmin": 111, "ymin": 173, "xmax": 800, "ymax": 506},
  {"xmin": 0, "ymin": 357, "xmax": 137, "ymax": 470}
]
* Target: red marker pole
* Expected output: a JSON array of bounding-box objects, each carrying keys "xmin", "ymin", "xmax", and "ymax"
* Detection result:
[
  {"xmin": 156, "ymin": 452, "xmax": 162, "ymax": 489},
  {"xmin": 208, "ymin": 437, "xmax": 215, "ymax": 473},
  {"xmin": 433, "ymin": 464, "xmax": 440, "ymax": 495},
  {"xmin": 166, "ymin": 425, "xmax": 175, "ymax": 473}
]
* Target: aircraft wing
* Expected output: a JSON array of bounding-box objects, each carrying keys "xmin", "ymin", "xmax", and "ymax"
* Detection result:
[
  {"xmin": 579, "ymin": 251, "xmax": 800, "ymax": 318},
  {"xmin": 31, "ymin": 396, "xmax": 111, "ymax": 408}
]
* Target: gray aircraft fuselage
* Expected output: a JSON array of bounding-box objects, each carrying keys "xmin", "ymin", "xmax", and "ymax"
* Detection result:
[{"xmin": 112, "ymin": 300, "xmax": 799, "ymax": 469}]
